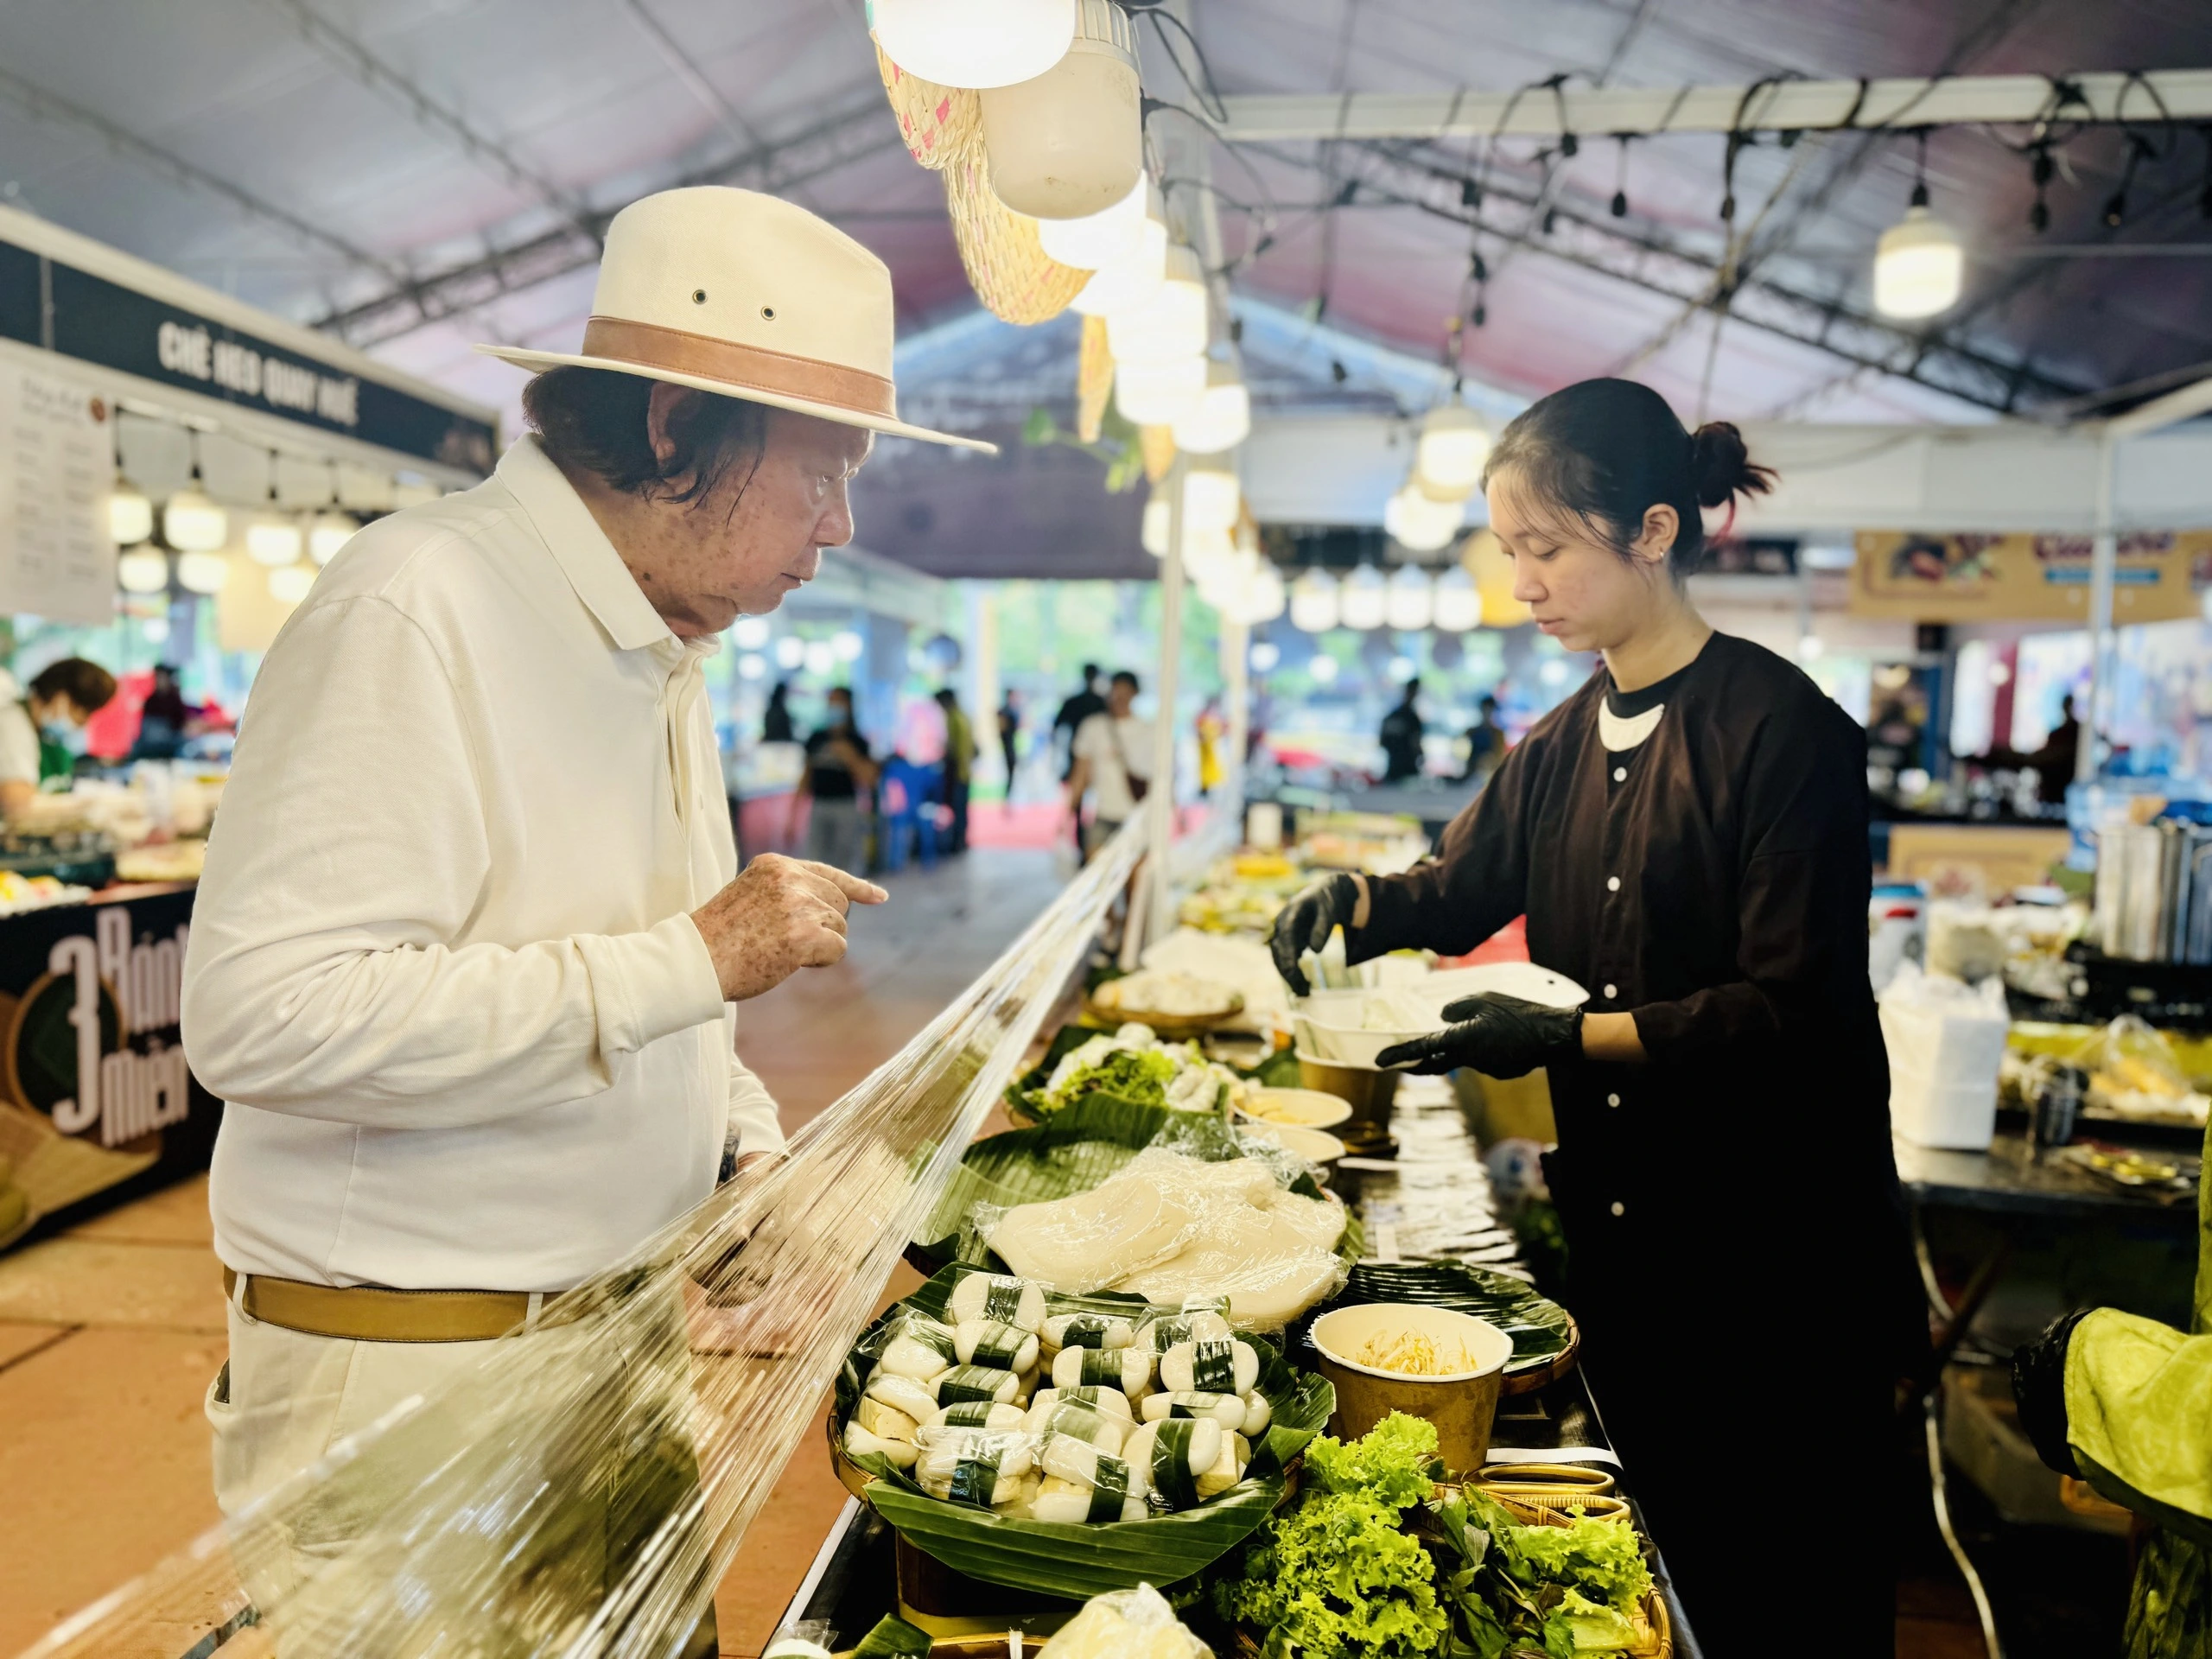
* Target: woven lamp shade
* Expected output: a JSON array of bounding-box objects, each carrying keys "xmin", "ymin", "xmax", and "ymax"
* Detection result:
[
  {"xmin": 874, "ymin": 45, "xmax": 979, "ymax": 170},
  {"xmin": 1076, "ymin": 313, "xmax": 1113, "ymax": 442},
  {"xmin": 943, "ymin": 148, "xmax": 1092, "ymax": 325},
  {"xmin": 1139, "ymin": 423, "xmax": 1178, "ymax": 483}
]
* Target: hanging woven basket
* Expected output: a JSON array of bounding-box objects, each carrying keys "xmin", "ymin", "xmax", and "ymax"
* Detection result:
[
  {"xmin": 874, "ymin": 43, "xmax": 978, "ymax": 171},
  {"xmin": 942, "ymin": 149, "xmax": 1093, "ymax": 326},
  {"xmin": 1076, "ymin": 313, "xmax": 1113, "ymax": 442}
]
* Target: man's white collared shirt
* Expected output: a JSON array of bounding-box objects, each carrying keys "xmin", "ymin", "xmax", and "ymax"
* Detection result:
[{"xmin": 185, "ymin": 436, "xmax": 781, "ymax": 1293}]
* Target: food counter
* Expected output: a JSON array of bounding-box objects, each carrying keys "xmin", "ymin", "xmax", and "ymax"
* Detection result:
[{"xmin": 0, "ymin": 876, "xmax": 216, "ymax": 1250}]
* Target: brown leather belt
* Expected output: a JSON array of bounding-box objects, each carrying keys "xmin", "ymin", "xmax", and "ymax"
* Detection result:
[{"xmin": 222, "ymin": 1268, "xmax": 537, "ymax": 1344}]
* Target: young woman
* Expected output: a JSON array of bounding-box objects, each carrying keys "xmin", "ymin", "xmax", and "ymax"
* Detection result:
[{"xmin": 1272, "ymin": 378, "xmax": 1918, "ymax": 1653}]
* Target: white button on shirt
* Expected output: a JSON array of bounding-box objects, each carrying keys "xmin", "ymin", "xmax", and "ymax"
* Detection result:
[
  {"xmin": 1607, "ymin": 1093, "xmax": 1621, "ymax": 1108},
  {"xmin": 1612, "ymin": 766, "xmax": 1627, "ymax": 783},
  {"xmin": 1606, "ymin": 876, "xmax": 1621, "ymax": 893},
  {"xmin": 1603, "ymin": 983, "xmax": 1618, "ymax": 1000},
  {"xmin": 184, "ymin": 436, "xmax": 781, "ymax": 1294},
  {"xmin": 1610, "ymin": 1200, "xmax": 1625, "ymax": 1217}
]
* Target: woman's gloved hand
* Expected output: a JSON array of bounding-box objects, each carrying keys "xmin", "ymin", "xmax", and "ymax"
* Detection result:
[
  {"xmin": 1268, "ymin": 874, "xmax": 1363, "ymax": 995},
  {"xmin": 1375, "ymin": 993, "xmax": 1585, "ymax": 1078},
  {"xmin": 2012, "ymin": 1308, "xmax": 2094, "ymax": 1475}
]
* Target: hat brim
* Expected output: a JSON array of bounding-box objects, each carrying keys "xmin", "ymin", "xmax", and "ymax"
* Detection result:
[{"xmin": 474, "ymin": 343, "xmax": 998, "ymax": 454}]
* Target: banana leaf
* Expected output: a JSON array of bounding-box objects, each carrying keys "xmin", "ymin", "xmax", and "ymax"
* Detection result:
[
  {"xmin": 850, "ymin": 1614, "xmax": 934, "ymax": 1656},
  {"xmin": 833, "ymin": 1263, "xmax": 1334, "ymax": 1600},
  {"xmin": 912, "ymin": 1096, "xmax": 1345, "ymax": 1272},
  {"xmin": 1290, "ymin": 1260, "xmax": 1577, "ymax": 1380}
]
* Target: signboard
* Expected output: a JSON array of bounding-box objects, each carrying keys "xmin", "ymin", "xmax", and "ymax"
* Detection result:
[
  {"xmin": 0, "ymin": 363, "xmax": 117, "ymax": 624},
  {"xmin": 0, "ymin": 888, "xmax": 218, "ymax": 1250},
  {"xmin": 1849, "ymin": 529, "xmax": 2209, "ymax": 624},
  {"xmin": 0, "ymin": 231, "xmax": 496, "ymax": 474}
]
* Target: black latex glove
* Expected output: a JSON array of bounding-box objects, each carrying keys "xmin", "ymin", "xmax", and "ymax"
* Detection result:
[
  {"xmin": 2012, "ymin": 1307, "xmax": 2094, "ymax": 1476},
  {"xmin": 1374, "ymin": 992, "xmax": 1585, "ymax": 1079},
  {"xmin": 1268, "ymin": 873, "xmax": 1362, "ymax": 995}
]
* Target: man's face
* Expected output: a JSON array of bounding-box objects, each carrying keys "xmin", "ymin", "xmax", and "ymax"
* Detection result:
[
  {"xmin": 638, "ymin": 395, "xmax": 873, "ymax": 639},
  {"xmin": 1108, "ymin": 681, "xmax": 1136, "ymax": 716},
  {"xmin": 828, "ymin": 692, "xmax": 853, "ymax": 726}
]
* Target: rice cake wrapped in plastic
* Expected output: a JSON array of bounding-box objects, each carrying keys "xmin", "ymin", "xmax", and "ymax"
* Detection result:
[
  {"xmin": 1030, "ymin": 1433, "xmax": 1149, "ymax": 1522},
  {"xmin": 1195, "ymin": 1430, "xmax": 1250, "ymax": 1500},
  {"xmin": 1024, "ymin": 1394, "xmax": 1128, "ymax": 1454},
  {"xmin": 842, "ymin": 1392, "xmax": 921, "ymax": 1469},
  {"xmin": 1139, "ymin": 1389, "xmax": 1249, "ymax": 1432},
  {"xmin": 1123, "ymin": 1417, "xmax": 1224, "ymax": 1511},
  {"xmin": 1134, "ymin": 1304, "xmax": 1232, "ymax": 1357},
  {"xmin": 927, "ymin": 1399, "xmax": 1027, "ymax": 1433},
  {"xmin": 946, "ymin": 1273, "xmax": 1047, "ymax": 1333},
  {"xmin": 1160, "ymin": 1337, "xmax": 1258, "ymax": 1395},
  {"xmin": 912, "ymin": 1426, "xmax": 1038, "ymax": 1508},
  {"xmin": 878, "ymin": 1314, "xmax": 958, "ymax": 1380},
  {"xmin": 1036, "ymin": 1582, "xmax": 1210, "ymax": 1657},
  {"xmin": 1027, "ymin": 1384, "xmax": 1133, "ymax": 1422},
  {"xmin": 953, "ymin": 1319, "xmax": 1040, "ymax": 1373},
  {"xmin": 1051, "ymin": 1342, "xmax": 1153, "ymax": 1399},
  {"xmin": 863, "ymin": 1372, "xmax": 942, "ymax": 1424},
  {"xmin": 1040, "ymin": 1311, "xmax": 1135, "ymax": 1355},
  {"xmin": 934, "ymin": 1363, "xmax": 1030, "ymax": 1408}
]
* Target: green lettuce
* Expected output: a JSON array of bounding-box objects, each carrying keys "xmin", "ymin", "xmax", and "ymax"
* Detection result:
[{"xmin": 1045, "ymin": 1046, "xmax": 1178, "ymax": 1114}]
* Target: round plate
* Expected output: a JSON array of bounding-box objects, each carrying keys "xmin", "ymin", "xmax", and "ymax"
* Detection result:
[{"xmin": 1237, "ymin": 1088, "xmax": 1356, "ymax": 1130}]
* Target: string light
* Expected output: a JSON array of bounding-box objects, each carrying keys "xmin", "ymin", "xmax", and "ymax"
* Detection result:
[
  {"xmin": 1288, "ymin": 569, "xmax": 1340, "ymax": 633},
  {"xmin": 1873, "ymin": 132, "xmax": 1961, "ymax": 319},
  {"xmin": 107, "ymin": 486, "xmax": 153, "ymax": 547}
]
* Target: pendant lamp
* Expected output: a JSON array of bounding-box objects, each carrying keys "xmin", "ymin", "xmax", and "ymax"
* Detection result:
[
  {"xmin": 246, "ymin": 515, "xmax": 304, "ymax": 567},
  {"xmin": 308, "ymin": 512, "xmax": 359, "ymax": 565},
  {"xmin": 1169, "ymin": 359, "xmax": 1250, "ymax": 454},
  {"xmin": 1069, "ymin": 215, "xmax": 1166, "ymax": 315},
  {"xmin": 117, "ymin": 548, "xmax": 170, "ymax": 594},
  {"xmin": 1385, "ymin": 564, "xmax": 1435, "ymax": 632},
  {"xmin": 1432, "ymin": 563, "xmax": 1480, "ymax": 632},
  {"xmin": 1339, "ymin": 563, "xmax": 1388, "ymax": 631},
  {"xmin": 1873, "ymin": 202, "xmax": 1963, "ymax": 319},
  {"xmin": 163, "ymin": 488, "xmax": 228, "ymax": 552},
  {"xmin": 1383, "ymin": 480, "xmax": 1463, "ymax": 552},
  {"xmin": 268, "ymin": 563, "xmax": 315, "ymax": 604},
  {"xmin": 1141, "ymin": 489, "xmax": 1169, "ymax": 557},
  {"xmin": 1288, "ymin": 569, "xmax": 1340, "ymax": 633},
  {"xmin": 107, "ymin": 486, "xmax": 154, "ymax": 547},
  {"xmin": 1180, "ymin": 454, "xmax": 1240, "ymax": 534},
  {"xmin": 1180, "ymin": 523, "xmax": 1238, "ymax": 582},
  {"xmin": 175, "ymin": 550, "xmax": 230, "ymax": 595},
  {"xmin": 1114, "ymin": 355, "xmax": 1208, "ymax": 427},
  {"xmin": 1037, "ymin": 175, "xmax": 1155, "ymax": 270},
  {"xmin": 980, "ymin": 0, "xmax": 1141, "ymax": 220},
  {"xmin": 1105, "ymin": 243, "xmax": 1207, "ymax": 365},
  {"xmin": 1414, "ymin": 405, "xmax": 1490, "ymax": 499},
  {"xmin": 869, "ymin": 0, "xmax": 1077, "ymax": 89}
]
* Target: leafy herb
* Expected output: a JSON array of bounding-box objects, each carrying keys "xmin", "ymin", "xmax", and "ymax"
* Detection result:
[
  {"xmin": 1424, "ymin": 1490, "xmax": 1653, "ymax": 1658},
  {"xmin": 1046, "ymin": 1047, "xmax": 1178, "ymax": 1115}
]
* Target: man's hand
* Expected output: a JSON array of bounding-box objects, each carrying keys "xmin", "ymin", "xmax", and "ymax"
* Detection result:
[
  {"xmin": 691, "ymin": 853, "xmax": 887, "ymax": 1001},
  {"xmin": 1374, "ymin": 992, "xmax": 1584, "ymax": 1078},
  {"xmin": 1268, "ymin": 873, "xmax": 1363, "ymax": 995}
]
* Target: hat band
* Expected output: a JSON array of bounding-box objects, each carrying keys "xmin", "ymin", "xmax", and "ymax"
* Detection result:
[{"xmin": 578, "ymin": 317, "xmax": 897, "ymax": 422}]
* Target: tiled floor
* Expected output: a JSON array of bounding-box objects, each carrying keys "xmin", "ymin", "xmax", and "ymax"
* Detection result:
[{"xmin": 0, "ymin": 849, "xmax": 1064, "ymax": 1659}]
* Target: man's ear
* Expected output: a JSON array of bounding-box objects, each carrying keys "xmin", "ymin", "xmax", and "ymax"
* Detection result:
[{"xmin": 644, "ymin": 382, "xmax": 700, "ymax": 470}]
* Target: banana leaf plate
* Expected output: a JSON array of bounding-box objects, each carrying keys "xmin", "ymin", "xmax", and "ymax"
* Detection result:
[
  {"xmin": 1287, "ymin": 1260, "xmax": 1579, "ymax": 1395},
  {"xmin": 830, "ymin": 1263, "xmax": 1334, "ymax": 1601}
]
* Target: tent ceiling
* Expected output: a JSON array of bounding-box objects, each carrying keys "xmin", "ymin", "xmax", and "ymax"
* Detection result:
[{"xmin": 3, "ymin": 0, "xmax": 2209, "ymax": 569}]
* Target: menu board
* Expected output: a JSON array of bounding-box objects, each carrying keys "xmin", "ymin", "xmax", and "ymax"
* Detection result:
[{"xmin": 0, "ymin": 363, "xmax": 115, "ymax": 624}]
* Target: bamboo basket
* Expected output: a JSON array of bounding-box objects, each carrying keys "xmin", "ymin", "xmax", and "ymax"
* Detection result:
[
  {"xmin": 874, "ymin": 44, "xmax": 978, "ymax": 170},
  {"xmin": 942, "ymin": 150, "xmax": 1094, "ymax": 326}
]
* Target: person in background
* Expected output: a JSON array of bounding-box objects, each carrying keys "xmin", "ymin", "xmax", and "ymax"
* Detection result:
[
  {"xmin": 996, "ymin": 688, "xmax": 1021, "ymax": 808},
  {"xmin": 791, "ymin": 685, "xmax": 878, "ymax": 871},
  {"xmin": 1377, "ymin": 677, "xmax": 1425, "ymax": 782},
  {"xmin": 1052, "ymin": 664, "xmax": 1108, "ymax": 854},
  {"xmin": 132, "ymin": 664, "xmax": 194, "ymax": 761},
  {"xmin": 0, "ymin": 657, "xmax": 117, "ymax": 817},
  {"xmin": 935, "ymin": 687, "xmax": 976, "ymax": 854},
  {"xmin": 1066, "ymin": 670, "xmax": 1151, "ymax": 861},
  {"xmin": 1196, "ymin": 696, "xmax": 1225, "ymax": 794},
  {"xmin": 760, "ymin": 680, "xmax": 796, "ymax": 744},
  {"xmin": 1980, "ymin": 691, "xmax": 2080, "ymax": 811},
  {"xmin": 1458, "ymin": 694, "xmax": 1506, "ymax": 784}
]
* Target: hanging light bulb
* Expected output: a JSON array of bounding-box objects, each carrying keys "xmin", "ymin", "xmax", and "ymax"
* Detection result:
[
  {"xmin": 1432, "ymin": 563, "xmax": 1480, "ymax": 632},
  {"xmin": 1169, "ymin": 359, "xmax": 1251, "ymax": 454},
  {"xmin": 162, "ymin": 488, "xmax": 228, "ymax": 552},
  {"xmin": 1037, "ymin": 175, "xmax": 1156, "ymax": 270},
  {"xmin": 774, "ymin": 635, "xmax": 806, "ymax": 670},
  {"xmin": 117, "ymin": 548, "xmax": 171, "ymax": 594},
  {"xmin": 308, "ymin": 512, "xmax": 359, "ymax": 565},
  {"xmin": 1181, "ymin": 455, "xmax": 1241, "ymax": 534},
  {"xmin": 1309, "ymin": 653, "xmax": 1340, "ymax": 685},
  {"xmin": 1384, "ymin": 480, "xmax": 1464, "ymax": 552},
  {"xmin": 1105, "ymin": 244, "xmax": 1207, "ymax": 365},
  {"xmin": 1385, "ymin": 564, "xmax": 1436, "ymax": 631},
  {"xmin": 1114, "ymin": 355, "xmax": 1208, "ymax": 426},
  {"xmin": 246, "ymin": 515, "xmax": 304, "ymax": 567},
  {"xmin": 107, "ymin": 486, "xmax": 154, "ymax": 547},
  {"xmin": 1339, "ymin": 563, "xmax": 1389, "ymax": 630},
  {"xmin": 1242, "ymin": 559, "xmax": 1286, "ymax": 624},
  {"xmin": 1289, "ymin": 569, "xmax": 1341, "ymax": 633},
  {"xmin": 175, "ymin": 550, "xmax": 230, "ymax": 595},
  {"xmin": 1414, "ymin": 405, "xmax": 1491, "ymax": 499},
  {"xmin": 268, "ymin": 563, "xmax": 315, "ymax": 604},
  {"xmin": 1873, "ymin": 199, "xmax": 1962, "ymax": 319},
  {"xmin": 732, "ymin": 616, "xmax": 772, "ymax": 650},
  {"xmin": 868, "ymin": 0, "xmax": 1077, "ymax": 89},
  {"xmin": 1180, "ymin": 523, "xmax": 1238, "ymax": 582},
  {"xmin": 832, "ymin": 629, "xmax": 867, "ymax": 662},
  {"xmin": 980, "ymin": 0, "xmax": 1141, "ymax": 219},
  {"xmin": 1069, "ymin": 215, "xmax": 1167, "ymax": 315},
  {"xmin": 1141, "ymin": 489, "xmax": 1170, "ymax": 557}
]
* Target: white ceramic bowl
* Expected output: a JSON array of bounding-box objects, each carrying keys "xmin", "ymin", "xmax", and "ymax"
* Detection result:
[
  {"xmin": 1309, "ymin": 1302, "xmax": 1515, "ymax": 1384},
  {"xmin": 1294, "ymin": 988, "xmax": 1434, "ymax": 1066},
  {"xmin": 1238, "ymin": 1122, "xmax": 1348, "ymax": 1166},
  {"xmin": 1236, "ymin": 1087, "xmax": 1355, "ymax": 1130}
]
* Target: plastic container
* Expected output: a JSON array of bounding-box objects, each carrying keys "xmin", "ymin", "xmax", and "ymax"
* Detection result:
[
  {"xmin": 1880, "ymin": 964, "xmax": 2011, "ymax": 1149},
  {"xmin": 1308, "ymin": 1304, "xmax": 1514, "ymax": 1475}
]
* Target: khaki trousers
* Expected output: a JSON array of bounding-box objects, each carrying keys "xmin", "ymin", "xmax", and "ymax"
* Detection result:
[{"xmin": 209, "ymin": 1296, "xmax": 719, "ymax": 1656}]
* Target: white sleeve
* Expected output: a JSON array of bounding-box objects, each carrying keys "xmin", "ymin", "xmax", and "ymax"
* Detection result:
[
  {"xmin": 1071, "ymin": 713, "xmax": 1104, "ymax": 762},
  {"xmin": 0, "ymin": 703, "xmax": 40, "ymax": 785},
  {"xmin": 181, "ymin": 595, "xmax": 728, "ymax": 1129},
  {"xmin": 725, "ymin": 1014, "xmax": 786, "ymax": 1157}
]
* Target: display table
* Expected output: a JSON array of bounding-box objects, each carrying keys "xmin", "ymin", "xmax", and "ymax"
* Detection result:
[
  {"xmin": 1896, "ymin": 1123, "xmax": 2199, "ymax": 1230},
  {"xmin": 0, "ymin": 880, "xmax": 218, "ymax": 1250}
]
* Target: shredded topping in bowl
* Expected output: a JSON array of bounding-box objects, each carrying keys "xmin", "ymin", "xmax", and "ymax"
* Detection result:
[{"xmin": 1353, "ymin": 1328, "xmax": 1479, "ymax": 1376}]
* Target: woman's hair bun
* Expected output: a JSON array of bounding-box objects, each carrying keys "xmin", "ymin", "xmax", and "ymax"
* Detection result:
[{"xmin": 1688, "ymin": 421, "xmax": 1777, "ymax": 510}]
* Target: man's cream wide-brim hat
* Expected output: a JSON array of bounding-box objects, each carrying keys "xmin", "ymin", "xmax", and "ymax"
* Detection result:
[{"xmin": 478, "ymin": 187, "xmax": 995, "ymax": 453}]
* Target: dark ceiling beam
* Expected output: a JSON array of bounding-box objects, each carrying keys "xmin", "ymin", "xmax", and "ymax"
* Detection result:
[
  {"xmin": 315, "ymin": 86, "xmax": 904, "ymax": 346},
  {"xmin": 1254, "ymin": 142, "xmax": 2090, "ymax": 412}
]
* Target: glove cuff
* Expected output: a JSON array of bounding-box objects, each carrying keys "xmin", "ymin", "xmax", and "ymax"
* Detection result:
[{"xmin": 2012, "ymin": 1307, "xmax": 2094, "ymax": 1477}]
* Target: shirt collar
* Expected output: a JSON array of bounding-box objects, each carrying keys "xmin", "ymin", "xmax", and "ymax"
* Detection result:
[{"xmin": 496, "ymin": 436, "xmax": 678, "ymax": 655}]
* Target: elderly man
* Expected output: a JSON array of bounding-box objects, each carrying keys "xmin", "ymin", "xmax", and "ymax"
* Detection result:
[{"xmin": 182, "ymin": 187, "xmax": 988, "ymax": 1637}]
